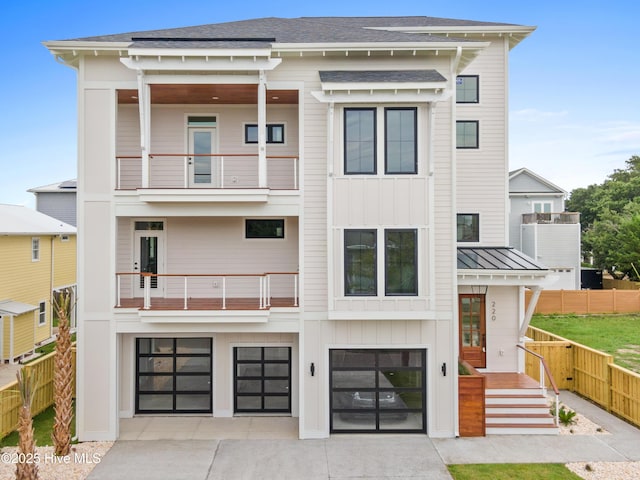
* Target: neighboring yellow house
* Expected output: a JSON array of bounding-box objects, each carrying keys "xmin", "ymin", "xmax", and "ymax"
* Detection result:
[{"xmin": 0, "ymin": 204, "xmax": 76, "ymax": 363}]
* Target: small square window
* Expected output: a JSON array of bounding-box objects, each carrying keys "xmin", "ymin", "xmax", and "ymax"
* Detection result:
[
  {"xmin": 246, "ymin": 219, "xmax": 285, "ymax": 238},
  {"xmin": 38, "ymin": 301, "xmax": 46, "ymax": 326},
  {"xmin": 456, "ymin": 76, "xmax": 479, "ymax": 103},
  {"xmin": 456, "ymin": 121, "xmax": 479, "ymax": 149},
  {"xmin": 32, "ymin": 237, "xmax": 40, "ymax": 261},
  {"xmin": 457, "ymin": 214, "xmax": 479, "ymax": 242}
]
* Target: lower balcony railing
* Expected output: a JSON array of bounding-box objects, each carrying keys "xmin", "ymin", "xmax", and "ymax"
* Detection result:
[
  {"xmin": 116, "ymin": 154, "xmax": 298, "ymax": 190},
  {"xmin": 116, "ymin": 272, "xmax": 298, "ymax": 311}
]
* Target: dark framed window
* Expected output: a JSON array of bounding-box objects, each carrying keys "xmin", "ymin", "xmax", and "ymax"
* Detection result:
[
  {"xmin": 457, "ymin": 214, "xmax": 480, "ymax": 242},
  {"xmin": 385, "ymin": 229, "xmax": 417, "ymax": 295},
  {"xmin": 456, "ymin": 75, "xmax": 479, "ymax": 103},
  {"xmin": 385, "ymin": 108, "xmax": 417, "ymax": 174},
  {"xmin": 345, "ymin": 229, "xmax": 377, "ymax": 296},
  {"xmin": 456, "ymin": 121, "xmax": 479, "ymax": 149},
  {"xmin": 245, "ymin": 124, "xmax": 285, "ymax": 144},
  {"xmin": 344, "ymin": 108, "xmax": 376, "ymax": 174},
  {"xmin": 246, "ymin": 219, "xmax": 285, "ymax": 239}
]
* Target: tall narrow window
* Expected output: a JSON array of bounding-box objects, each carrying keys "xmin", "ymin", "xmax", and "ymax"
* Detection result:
[
  {"xmin": 38, "ymin": 301, "xmax": 46, "ymax": 326},
  {"xmin": 456, "ymin": 121, "xmax": 479, "ymax": 149},
  {"xmin": 32, "ymin": 238, "xmax": 40, "ymax": 261},
  {"xmin": 344, "ymin": 108, "xmax": 376, "ymax": 174},
  {"xmin": 385, "ymin": 229, "xmax": 417, "ymax": 295},
  {"xmin": 456, "ymin": 76, "xmax": 479, "ymax": 103},
  {"xmin": 385, "ymin": 108, "xmax": 417, "ymax": 174},
  {"xmin": 344, "ymin": 229, "xmax": 377, "ymax": 295}
]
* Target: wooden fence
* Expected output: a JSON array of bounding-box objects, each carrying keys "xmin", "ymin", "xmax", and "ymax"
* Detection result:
[
  {"xmin": 526, "ymin": 326, "xmax": 640, "ymax": 429},
  {"xmin": 525, "ymin": 289, "xmax": 640, "ymax": 314},
  {"xmin": 0, "ymin": 346, "xmax": 76, "ymax": 439},
  {"xmin": 603, "ymin": 278, "xmax": 640, "ymax": 290}
]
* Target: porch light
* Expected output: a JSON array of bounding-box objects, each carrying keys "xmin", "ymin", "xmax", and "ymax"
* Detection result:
[
  {"xmin": 271, "ymin": 96, "xmax": 279, "ymax": 100},
  {"xmin": 211, "ymin": 96, "xmax": 219, "ymax": 100}
]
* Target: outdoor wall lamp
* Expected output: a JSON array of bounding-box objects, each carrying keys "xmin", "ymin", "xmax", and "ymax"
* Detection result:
[
  {"xmin": 441, "ymin": 362, "xmax": 447, "ymax": 376},
  {"xmin": 310, "ymin": 362, "xmax": 316, "ymax": 376}
]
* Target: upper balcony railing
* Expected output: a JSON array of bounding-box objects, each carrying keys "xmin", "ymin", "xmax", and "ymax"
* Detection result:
[
  {"xmin": 521, "ymin": 212, "xmax": 580, "ymax": 225},
  {"xmin": 115, "ymin": 271, "xmax": 299, "ymax": 311},
  {"xmin": 116, "ymin": 154, "xmax": 298, "ymax": 191}
]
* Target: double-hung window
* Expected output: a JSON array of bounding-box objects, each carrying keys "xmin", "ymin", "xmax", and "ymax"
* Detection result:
[
  {"xmin": 344, "ymin": 108, "xmax": 376, "ymax": 174},
  {"xmin": 32, "ymin": 238, "xmax": 40, "ymax": 262},
  {"xmin": 38, "ymin": 301, "xmax": 46, "ymax": 326},
  {"xmin": 345, "ymin": 229, "xmax": 418, "ymax": 296},
  {"xmin": 385, "ymin": 108, "xmax": 417, "ymax": 174}
]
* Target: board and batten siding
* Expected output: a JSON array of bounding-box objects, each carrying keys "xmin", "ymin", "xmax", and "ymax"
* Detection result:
[{"xmin": 456, "ymin": 36, "xmax": 509, "ymax": 246}]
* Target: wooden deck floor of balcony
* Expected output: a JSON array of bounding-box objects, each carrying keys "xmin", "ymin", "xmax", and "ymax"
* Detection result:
[{"xmin": 116, "ymin": 297, "xmax": 297, "ymax": 310}]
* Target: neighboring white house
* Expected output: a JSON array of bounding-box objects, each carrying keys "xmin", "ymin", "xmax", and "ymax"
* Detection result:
[
  {"xmin": 28, "ymin": 179, "xmax": 77, "ymax": 227},
  {"xmin": 509, "ymin": 168, "xmax": 581, "ymax": 290},
  {"xmin": 45, "ymin": 15, "xmax": 556, "ymax": 442}
]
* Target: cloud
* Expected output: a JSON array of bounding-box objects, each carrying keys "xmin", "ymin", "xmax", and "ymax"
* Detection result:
[{"xmin": 510, "ymin": 108, "xmax": 569, "ymax": 121}]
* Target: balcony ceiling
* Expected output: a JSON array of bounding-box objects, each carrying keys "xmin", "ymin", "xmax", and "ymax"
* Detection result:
[{"xmin": 117, "ymin": 84, "xmax": 298, "ymax": 104}]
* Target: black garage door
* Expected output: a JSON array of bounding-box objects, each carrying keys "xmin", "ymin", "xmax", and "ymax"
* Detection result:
[
  {"xmin": 330, "ymin": 349, "xmax": 426, "ymax": 433},
  {"xmin": 136, "ymin": 337, "xmax": 212, "ymax": 414},
  {"xmin": 234, "ymin": 347, "xmax": 291, "ymax": 413}
]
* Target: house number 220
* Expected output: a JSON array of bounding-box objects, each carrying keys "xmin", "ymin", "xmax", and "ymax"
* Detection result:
[{"xmin": 490, "ymin": 301, "xmax": 497, "ymax": 321}]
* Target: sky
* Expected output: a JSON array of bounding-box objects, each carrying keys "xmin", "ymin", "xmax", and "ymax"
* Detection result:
[{"xmin": 1, "ymin": 0, "xmax": 638, "ymax": 207}]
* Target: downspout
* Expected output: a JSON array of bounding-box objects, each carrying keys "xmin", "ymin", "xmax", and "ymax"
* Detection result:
[
  {"xmin": 326, "ymin": 101, "xmax": 335, "ymax": 312},
  {"xmin": 10, "ymin": 314, "xmax": 14, "ymax": 364},
  {"xmin": 137, "ymin": 70, "xmax": 150, "ymax": 188},
  {"xmin": 257, "ymin": 70, "xmax": 267, "ymax": 188},
  {"xmin": 50, "ymin": 236, "xmax": 55, "ymax": 340}
]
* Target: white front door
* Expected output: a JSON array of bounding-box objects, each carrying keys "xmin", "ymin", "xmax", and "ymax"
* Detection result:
[
  {"xmin": 188, "ymin": 127, "xmax": 217, "ymax": 187},
  {"xmin": 134, "ymin": 230, "xmax": 164, "ymax": 297}
]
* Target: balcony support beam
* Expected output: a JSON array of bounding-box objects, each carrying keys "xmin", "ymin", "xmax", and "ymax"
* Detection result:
[
  {"xmin": 258, "ymin": 70, "xmax": 267, "ymax": 188},
  {"xmin": 136, "ymin": 70, "xmax": 151, "ymax": 188}
]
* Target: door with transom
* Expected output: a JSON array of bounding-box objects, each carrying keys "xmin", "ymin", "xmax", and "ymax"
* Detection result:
[
  {"xmin": 459, "ymin": 294, "xmax": 486, "ymax": 368},
  {"xmin": 187, "ymin": 116, "xmax": 218, "ymax": 187}
]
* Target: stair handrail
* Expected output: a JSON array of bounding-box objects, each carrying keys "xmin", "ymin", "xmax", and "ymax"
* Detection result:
[{"xmin": 516, "ymin": 344, "xmax": 560, "ymax": 426}]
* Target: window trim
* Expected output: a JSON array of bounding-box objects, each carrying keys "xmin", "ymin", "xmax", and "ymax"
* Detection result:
[
  {"xmin": 532, "ymin": 201, "xmax": 553, "ymax": 213},
  {"xmin": 456, "ymin": 120, "xmax": 479, "ymax": 149},
  {"xmin": 384, "ymin": 229, "xmax": 418, "ymax": 296},
  {"xmin": 245, "ymin": 219, "xmax": 285, "ymax": 239},
  {"xmin": 31, "ymin": 237, "xmax": 40, "ymax": 262},
  {"xmin": 38, "ymin": 301, "xmax": 46, "ymax": 326},
  {"xmin": 457, "ymin": 213, "xmax": 480, "ymax": 243},
  {"xmin": 456, "ymin": 75, "xmax": 479, "ymax": 104},
  {"xmin": 344, "ymin": 107, "xmax": 377, "ymax": 175},
  {"xmin": 384, "ymin": 107, "xmax": 417, "ymax": 175},
  {"xmin": 244, "ymin": 123, "xmax": 285, "ymax": 144}
]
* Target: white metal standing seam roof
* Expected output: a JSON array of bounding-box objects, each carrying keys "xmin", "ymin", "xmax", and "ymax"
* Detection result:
[
  {"xmin": 0, "ymin": 300, "xmax": 38, "ymax": 315},
  {"xmin": 0, "ymin": 204, "xmax": 76, "ymax": 235}
]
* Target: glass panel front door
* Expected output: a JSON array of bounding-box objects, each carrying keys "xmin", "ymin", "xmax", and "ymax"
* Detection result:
[
  {"xmin": 189, "ymin": 127, "xmax": 217, "ymax": 187},
  {"xmin": 459, "ymin": 294, "xmax": 486, "ymax": 368},
  {"xmin": 134, "ymin": 229, "xmax": 163, "ymax": 296}
]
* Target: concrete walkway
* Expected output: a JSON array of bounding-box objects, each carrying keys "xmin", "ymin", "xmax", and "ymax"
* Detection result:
[
  {"xmin": 0, "ymin": 363, "xmax": 20, "ymax": 387},
  {"xmin": 87, "ymin": 391, "xmax": 640, "ymax": 480}
]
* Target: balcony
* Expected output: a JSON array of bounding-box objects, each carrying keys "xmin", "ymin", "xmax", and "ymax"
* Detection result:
[
  {"xmin": 116, "ymin": 153, "xmax": 298, "ymax": 202},
  {"xmin": 116, "ymin": 272, "xmax": 298, "ymax": 321},
  {"xmin": 521, "ymin": 212, "xmax": 580, "ymax": 225}
]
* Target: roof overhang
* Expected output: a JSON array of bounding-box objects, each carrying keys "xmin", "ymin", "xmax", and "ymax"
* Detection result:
[
  {"xmin": 458, "ymin": 270, "xmax": 552, "ymax": 287},
  {"xmin": 0, "ymin": 300, "xmax": 39, "ymax": 316}
]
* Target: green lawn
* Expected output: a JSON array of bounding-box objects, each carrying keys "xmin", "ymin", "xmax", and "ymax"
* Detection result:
[
  {"xmin": 448, "ymin": 463, "xmax": 583, "ymax": 479},
  {"xmin": 530, "ymin": 314, "xmax": 640, "ymax": 373},
  {"xmin": 0, "ymin": 403, "xmax": 76, "ymax": 447}
]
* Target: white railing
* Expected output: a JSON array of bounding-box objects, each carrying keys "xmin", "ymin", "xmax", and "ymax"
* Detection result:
[
  {"xmin": 116, "ymin": 272, "xmax": 299, "ymax": 311},
  {"xmin": 516, "ymin": 344, "xmax": 560, "ymax": 427},
  {"xmin": 116, "ymin": 154, "xmax": 298, "ymax": 190}
]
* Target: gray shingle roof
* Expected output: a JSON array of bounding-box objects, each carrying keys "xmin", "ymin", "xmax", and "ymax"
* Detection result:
[
  {"xmin": 320, "ymin": 70, "xmax": 446, "ymax": 83},
  {"xmin": 65, "ymin": 16, "xmax": 513, "ymax": 45}
]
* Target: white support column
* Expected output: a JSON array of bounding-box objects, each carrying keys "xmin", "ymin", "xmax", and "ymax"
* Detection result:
[
  {"xmin": 258, "ymin": 70, "xmax": 267, "ymax": 188},
  {"xmin": 137, "ymin": 71, "xmax": 151, "ymax": 188}
]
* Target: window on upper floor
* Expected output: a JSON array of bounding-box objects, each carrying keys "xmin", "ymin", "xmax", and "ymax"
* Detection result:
[
  {"xmin": 32, "ymin": 237, "xmax": 40, "ymax": 262},
  {"xmin": 344, "ymin": 228, "xmax": 418, "ymax": 297},
  {"xmin": 385, "ymin": 108, "xmax": 417, "ymax": 174},
  {"xmin": 38, "ymin": 301, "xmax": 46, "ymax": 326},
  {"xmin": 456, "ymin": 75, "xmax": 479, "ymax": 103},
  {"xmin": 345, "ymin": 107, "xmax": 419, "ymax": 175},
  {"xmin": 533, "ymin": 202, "xmax": 552, "ymax": 213},
  {"xmin": 344, "ymin": 108, "xmax": 376, "ymax": 174},
  {"xmin": 245, "ymin": 124, "xmax": 285, "ymax": 144},
  {"xmin": 245, "ymin": 219, "xmax": 285, "ymax": 239},
  {"xmin": 457, "ymin": 214, "xmax": 480, "ymax": 242},
  {"xmin": 456, "ymin": 121, "xmax": 479, "ymax": 149}
]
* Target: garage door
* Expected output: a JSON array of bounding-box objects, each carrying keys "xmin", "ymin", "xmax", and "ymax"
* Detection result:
[
  {"xmin": 330, "ymin": 349, "xmax": 426, "ymax": 433},
  {"xmin": 136, "ymin": 337, "xmax": 212, "ymax": 414},
  {"xmin": 234, "ymin": 346, "xmax": 291, "ymax": 413}
]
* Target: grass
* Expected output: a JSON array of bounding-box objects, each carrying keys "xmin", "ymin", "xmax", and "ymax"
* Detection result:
[
  {"xmin": 23, "ymin": 333, "xmax": 77, "ymax": 363},
  {"xmin": 448, "ymin": 463, "xmax": 583, "ymax": 479},
  {"xmin": 0, "ymin": 403, "xmax": 76, "ymax": 447},
  {"xmin": 530, "ymin": 314, "xmax": 640, "ymax": 373}
]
